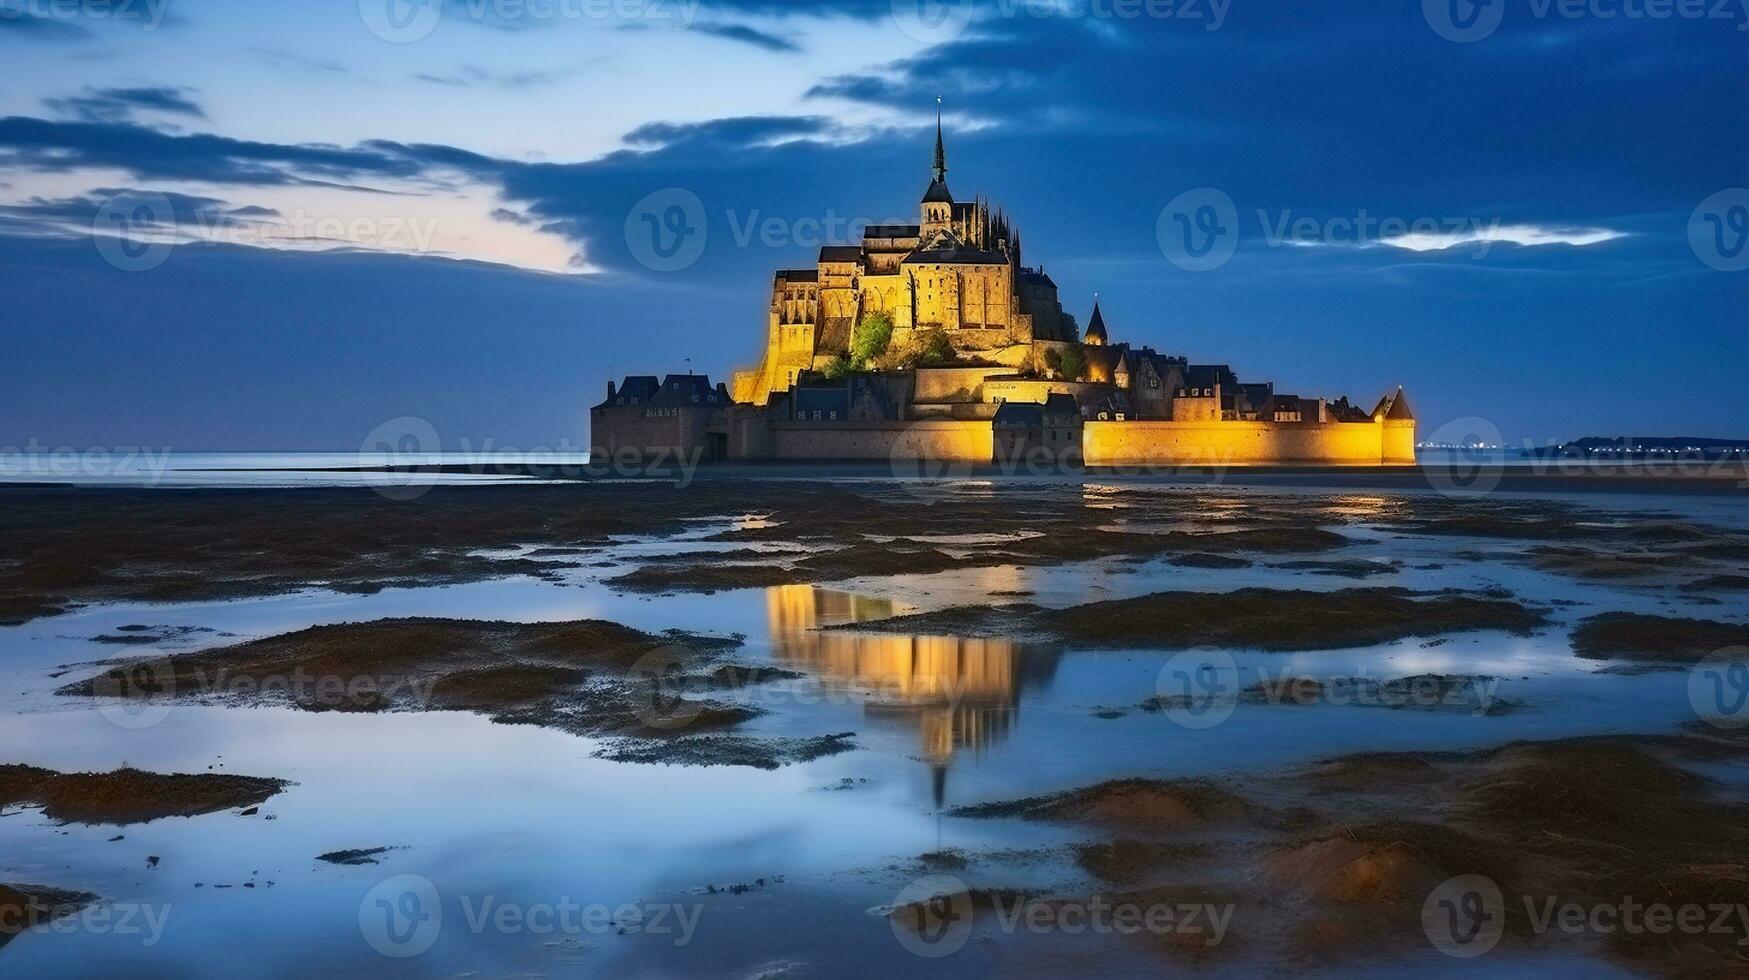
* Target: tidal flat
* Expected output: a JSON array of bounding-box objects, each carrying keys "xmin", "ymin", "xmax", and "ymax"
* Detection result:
[{"xmin": 1, "ymin": 478, "xmax": 1747, "ymax": 976}]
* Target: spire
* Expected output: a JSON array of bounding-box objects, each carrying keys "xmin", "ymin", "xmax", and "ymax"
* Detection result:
[
  {"xmin": 1085, "ymin": 294, "xmax": 1108, "ymax": 346},
  {"xmin": 1385, "ymin": 385, "xmax": 1416, "ymax": 421},
  {"xmin": 932, "ymin": 97, "xmax": 947, "ymax": 184}
]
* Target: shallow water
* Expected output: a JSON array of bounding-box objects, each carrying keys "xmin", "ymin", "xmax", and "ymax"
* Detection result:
[{"xmin": 1, "ymin": 481, "xmax": 1745, "ymax": 977}]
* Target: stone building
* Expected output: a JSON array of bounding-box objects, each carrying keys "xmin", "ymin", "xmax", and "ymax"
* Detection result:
[{"xmin": 595, "ymin": 108, "xmax": 1418, "ymax": 468}]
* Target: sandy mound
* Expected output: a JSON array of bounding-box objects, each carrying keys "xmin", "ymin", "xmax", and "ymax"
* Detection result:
[
  {"xmin": 0, "ymin": 884, "xmax": 99, "ymax": 949},
  {"xmin": 0, "ymin": 765, "xmax": 286, "ymax": 826},
  {"xmin": 956, "ymin": 778, "xmax": 1256, "ymax": 829},
  {"xmin": 1268, "ymin": 836, "xmax": 1447, "ymax": 906},
  {"xmin": 1570, "ymin": 612, "xmax": 1749, "ymax": 663}
]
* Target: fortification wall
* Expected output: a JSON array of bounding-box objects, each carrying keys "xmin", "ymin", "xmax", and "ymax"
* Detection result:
[
  {"xmin": 770, "ymin": 420, "xmax": 992, "ymax": 462},
  {"xmin": 1083, "ymin": 420, "xmax": 1405, "ymax": 466},
  {"xmin": 1381, "ymin": 420, "xmax": 1417, "ymax": 465},
  {"xmin": 982, "ymin": 378, "xmax": 1114, "ymax": 406},
  {"xmin": 912, "ymin": 365, "xmax": 1015, "ymax": 401}
]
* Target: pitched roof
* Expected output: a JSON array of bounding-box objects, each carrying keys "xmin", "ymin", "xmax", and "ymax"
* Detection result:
[
  {"xmin": 818, "ymin": 245, "xmax": 862, "ymax": 263},
  {"xmin": 775, "ymin": 269, "xmax": 818, "ymax": 283},
  {"xmin": 864, "ymin": 224, "xmax": 920, "ymax": 239},
  {"xmin": 651, "ymin": 374, "xmax": 726, "ymax": 407},
  {"xmin": 921, "ymin": 178, "xmax": 954, "ymax": 204},
  {"xmin": 1385, "ymin": 386, "xmax": 1416, "ymax": 421},
  {"xmin": 993, "ymin": 402, "xmax": 1044, "ymax": 428},
  {"xmin": 1085, "ymin": 300, "xmax": 1108, "ymax": 343}
]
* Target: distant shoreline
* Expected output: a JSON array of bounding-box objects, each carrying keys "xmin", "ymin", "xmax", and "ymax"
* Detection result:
[{"xmin": 4, "ymin": 461, "xmax": 1745, "ymax": 496}]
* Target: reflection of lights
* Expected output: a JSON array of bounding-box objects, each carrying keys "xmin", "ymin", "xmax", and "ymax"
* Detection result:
[{"xmin": 765, "ymin": 586, "xmax": 1049, "ymax": 769}]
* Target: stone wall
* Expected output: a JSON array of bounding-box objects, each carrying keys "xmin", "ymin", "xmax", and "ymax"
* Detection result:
[
  {"xmin": 912, "ymin": 365, "xmax": 1016, "ymax": 402},
  {"xmin": 769, "ymin": 420, "xmax": 993, "ymax": 462},
  {"xmin": 1082, "ymin": 419, "xmax": 1412, "ymax": 466}
]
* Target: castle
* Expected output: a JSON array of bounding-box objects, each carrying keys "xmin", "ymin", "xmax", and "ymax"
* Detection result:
[{"xmin": 592, "ymin": 111, "xmax": 1417, "ymax": 468}]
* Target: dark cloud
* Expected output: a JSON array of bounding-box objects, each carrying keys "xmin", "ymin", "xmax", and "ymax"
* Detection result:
[
  {"xmin": 43, "ymin": 86, "xmax": 206, "ymax": 124},
  {"xmin": 691, "ymin": 22, "xmax": 800, "ymax": 52},
  {"xmin": 0, "ymin": 7, "xmax": 91, "ymax": 41},
  {"xmin": 0, "ymin": 116, "xmax": 503, "ymax": 188},
  {"xmin": 0, "ymin": 188, "xmax": 271, "ymax": 240}
]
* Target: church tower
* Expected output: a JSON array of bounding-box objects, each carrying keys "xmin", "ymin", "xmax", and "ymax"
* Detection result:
[
  {"xmin": 921, "ymin": 99, "xmax": 953, "ymax": 236},
  {"xmin": 1085, "ymin": 296, "xmax": 1109, "ymax": 346}
]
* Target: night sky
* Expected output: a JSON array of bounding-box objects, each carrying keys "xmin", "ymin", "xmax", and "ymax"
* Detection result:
[{"xmin": 3, "ymin": 0, "xmax": 1745, "ymax": 450}]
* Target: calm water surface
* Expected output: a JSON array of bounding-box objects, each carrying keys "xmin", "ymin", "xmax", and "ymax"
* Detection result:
[{"xmin": 0, "ymin": 482, "xmax": 1744, "ymax": 977}]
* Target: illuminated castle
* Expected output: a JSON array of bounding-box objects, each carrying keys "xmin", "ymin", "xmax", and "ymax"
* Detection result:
[{"xmin": 592, "ymin": 107, "xmax": 1417, "ymax": 467}]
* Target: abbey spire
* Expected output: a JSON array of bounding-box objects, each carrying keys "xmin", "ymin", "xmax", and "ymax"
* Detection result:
[{"xmin": 932, "ymin": 97, "xmax": 947, "ymax": 184}]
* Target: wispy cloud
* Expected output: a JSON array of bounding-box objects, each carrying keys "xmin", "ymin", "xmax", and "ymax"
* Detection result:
[
  {"xmin": 1382, "ymin": 224, "xmax": 1628, "ymax": 252},
  {"xmin": 413, "ymin": 63, "xmax": 595, "ymax": 89},
  {"xmin": 251, "ymin": 46, "xmax": 351, "ymax": 75},
  {"xmin": 691, "ymin": 22, "xmax": 800, "ymax": 52},
  {"xmin": 43, "ymin": 86, "xmax": 206, "ymax": 124}
]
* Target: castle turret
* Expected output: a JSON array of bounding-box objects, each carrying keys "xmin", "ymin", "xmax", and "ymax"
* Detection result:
[
  {"xmin": 921, "ymin": 99, "xmax": 954, "ymax": 235},
  {"xmin": 1084, "ymin": 296, "xmax": 1108, "ymax": 346}
]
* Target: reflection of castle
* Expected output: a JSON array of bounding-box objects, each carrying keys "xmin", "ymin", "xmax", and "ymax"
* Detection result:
[
  {"xmin": 765, "ymin": 585, "xmax": 1058, "ymax": 803},
  {"xmin": 590, "ymin": 105, "xmax": 1417, "ymax": 467}
]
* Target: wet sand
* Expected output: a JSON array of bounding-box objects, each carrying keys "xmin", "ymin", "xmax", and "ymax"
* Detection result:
[{"xmin": 2, "ymin": 479, "xmax": 1747, "ymax": 976}]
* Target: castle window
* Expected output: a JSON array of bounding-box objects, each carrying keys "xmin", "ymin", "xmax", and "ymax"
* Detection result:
[{"xmin": 829, "ymin": 411, "xmax": 838, "ymax": 420}]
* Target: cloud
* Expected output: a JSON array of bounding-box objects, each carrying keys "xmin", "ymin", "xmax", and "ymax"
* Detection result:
[
  {"xmin": 1381, "ymin": 224, "xmax": 1629, "ymax": 253},
  {"xmin": 0, "ymin": 116, "xmax": 503, "ymax": 188},
  {"xmin": 0, "ymin": 7, "xmax": 90, "ymax": 41},
  {"xmin": 43, "ymin": 86, "xmax": 206, "ymax": 124},
  {"xmin": 690, "ymin": 22, "xmax": 801, "ymax": 52},
  {"xmin": 413, "ymin": 63, "xmax": 591, "ymax": 88},
  {"xmin": 0, "ymin": 188, "xmax": 271, "ymax": 240},
  {"xmin": 251, "ymin": 46, "xmax": 351, "ymax": 75}
]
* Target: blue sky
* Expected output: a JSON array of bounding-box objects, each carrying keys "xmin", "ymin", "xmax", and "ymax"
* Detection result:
[{"xmin": 2, "ymin": 0, "xmax": 1745, "ymax": 450}]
